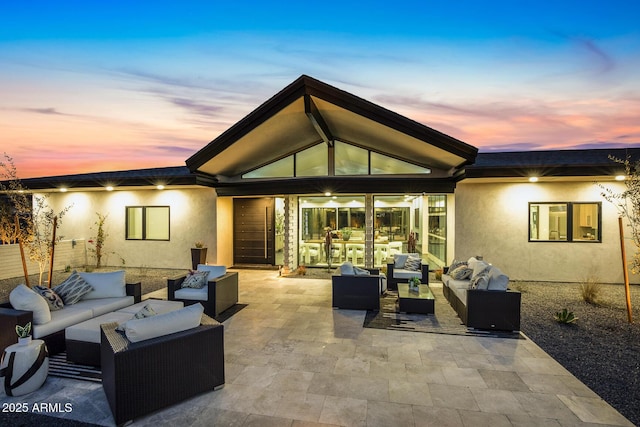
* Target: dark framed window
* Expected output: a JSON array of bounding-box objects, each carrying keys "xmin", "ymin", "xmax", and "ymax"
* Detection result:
[
  {"xmin": 529, "ymin": 202, "xmax": 601, "ymax": 242},
  {"xmin": 126, "ymin": 206, "xmax": 170, "ymax": 240}
]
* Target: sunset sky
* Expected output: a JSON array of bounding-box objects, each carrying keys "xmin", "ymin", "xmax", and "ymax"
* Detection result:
[{"xmin": 1, "ymin": 1, "xmax": 639, "ymax": 178}]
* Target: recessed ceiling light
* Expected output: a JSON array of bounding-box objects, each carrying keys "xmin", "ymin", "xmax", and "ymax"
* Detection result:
[
  {"xmin": 105, "ymin": 186, "xmax": 114, "ymax": 191},
  {"xmin": 59, "ymin": 187, "xmax": 68, "ymax": 192},
  {"xmin": 324, "ymin": 192, "xmax": 331, "ymax": 196},
  {"xmin": 529, "ymin": 177, "xmax": 539, "ymax": 183},
  {"xmin": 156, "ymin": 185, "xmax": 165, "ymax": 190},
  {"xmin": 615, "ymin": 175, "xmax": 626, "ymax": 181}
]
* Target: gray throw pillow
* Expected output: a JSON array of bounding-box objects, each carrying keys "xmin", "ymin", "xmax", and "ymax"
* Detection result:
[
  {"xmin": 450, "ymin": 265, "xmax": 473, "ymax": 280},
  {"xmin": 181, "ymin": 270, "xmax": 209, "ymax": 289},
  {"xmin": 470, "ymin": 271, "xmax": 490, "ymax": 290},
  {"xmin": 33, "ymin": 286, "xmax": 64, "ymax": 311},
  {"xmin": 340, "ymin": 262, "xmax": 355, "ymax": 275},
  {"xmin": 353, "ymin": 266, "xmax": 371, "ymax": 275},
  {"xmin": 53, "ymin": 271, "xmax": 94, "ymax": 305},
  {"xmin": 404, "ymin": 256, "xmax": 422, "ymax": 271}
]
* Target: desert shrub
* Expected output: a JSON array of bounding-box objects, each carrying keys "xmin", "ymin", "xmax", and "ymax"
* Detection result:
[{"xmin": 579, "ymin": 274, "xmax": 602, "ymax": 305}]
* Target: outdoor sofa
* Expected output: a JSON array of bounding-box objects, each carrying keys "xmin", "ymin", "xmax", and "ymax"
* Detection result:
[
  {"xmin": 100, "ymin": 303, "xmax": 224, "ymax": 426},
  {"xmin": 167, "ymin": 264, "xmax": 238, "ymax": 318},
  {"xmin": 386, "ymin": 253, "xmax": 429, "ymax": 290},
  {"xmin": 441, "ymin": 257, "xmax": 521, "ymax": 331},
  {"xmin": 332, "ymin": 262, "xmax": 385, "ymax": 310},
  {"xmin": 0, "ymin": 270, "xmax": 141, "ymax": 355}
]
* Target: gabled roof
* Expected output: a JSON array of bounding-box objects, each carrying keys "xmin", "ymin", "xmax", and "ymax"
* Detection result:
[
  {"xmin": 12, "ymin": 166, "xmax": 196, "ymax": 191},
  {"xmin": 466, "ymin": 148, "xmax": 640, "ymax": 180},
  {"xmin": 186, "ymin": 75, "xmax": 478, "ymax": 180}
]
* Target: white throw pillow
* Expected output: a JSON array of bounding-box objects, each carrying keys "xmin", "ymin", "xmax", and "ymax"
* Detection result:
[
  {"xmin": 10, "ymin": 284, "xmax": 51, "ymax": 325},
  {"xmin": 123, "ymin": 303, "xmax": 204, "ymax": 343},
  {"xmin": 79, "ymin": 270, "xmax": 126, "ymax": 300}
]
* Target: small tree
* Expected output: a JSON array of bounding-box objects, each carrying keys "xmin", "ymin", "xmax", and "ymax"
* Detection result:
[
  {"xmin": 600, "ymin": 155, "xmax": 640, "ymax": 273},
  {"xmin": 26, "ymin": 194, "xmax": 72, "ymax": 285},
  {"xmin": 1, "ymin": 153, "xmax": 72, "ymax": 286},
  {"xmin": 87, "ymin": 212, "xmax": 124, "ymax": 267},
  {"xmin": 0, "ymin": 153, "xmax": 31, "ymax": 244}
]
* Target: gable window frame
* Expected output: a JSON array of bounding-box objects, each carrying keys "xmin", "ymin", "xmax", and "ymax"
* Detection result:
[
  {"xmin": 126, "ymin": 205, "xmax": 170, "ymax": 241},
  {"xmin": 528, "ymin": 202, "xmax": 601, "ymax": 243}
]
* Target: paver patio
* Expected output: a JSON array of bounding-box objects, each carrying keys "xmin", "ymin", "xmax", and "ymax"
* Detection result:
[{"xmin": 1, "ymin": 269, "xmax": 632, "ymax": 426}]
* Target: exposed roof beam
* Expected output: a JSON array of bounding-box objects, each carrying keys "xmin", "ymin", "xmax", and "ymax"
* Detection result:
[{"xmin": 304, "ymin": 94, "xmax": 334, "ymax": 146}]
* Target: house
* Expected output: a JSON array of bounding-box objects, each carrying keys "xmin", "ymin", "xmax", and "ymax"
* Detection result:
[{"xmin": 4, "ymin": 75, "xmax": 639, "ymax": 283}]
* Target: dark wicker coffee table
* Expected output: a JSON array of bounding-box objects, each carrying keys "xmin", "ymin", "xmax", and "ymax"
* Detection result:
[{"xmin": 397, "ymin": 284, "xmax": 435, "ymax": 314}]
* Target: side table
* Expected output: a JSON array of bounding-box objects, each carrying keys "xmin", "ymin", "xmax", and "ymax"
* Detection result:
[{"xmin": 0, "ymin": 339, "xmax": 49, "ymax": 396}]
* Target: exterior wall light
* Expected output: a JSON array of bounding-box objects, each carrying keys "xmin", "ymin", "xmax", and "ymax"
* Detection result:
[
  {"xmin": 156, "ymin": 185, "xmax": 165, "ymax": 190},
  {"xmin": 615, "ymin": 175, "xmax": 626, "ymax": 181},
  {"xmin": 105, "ymin": 186, "xmax": 114, "ymax": 191},
  {"xmin": 324, "ymin": 191, "xmax": 331, "ymax": 196},
  {"xmin": 59, "ymin": 187, "xmax": 68, "ymax": 192},
  {"xmin": 528, "ymin": 177, "xmax": 539, "ymax": 183}
]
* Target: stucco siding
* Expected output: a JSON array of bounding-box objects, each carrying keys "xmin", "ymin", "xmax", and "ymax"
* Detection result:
[
  {"xmin": 454, "ymin": 180, "xmax": 637, "ymax": 284},
  {"xmin": 42, "ymin": 188, "xmax": 217, "ymax": 270},
  {"xmin": 216, "ymin": 197, "xmax": 233, "ymax": 267}
]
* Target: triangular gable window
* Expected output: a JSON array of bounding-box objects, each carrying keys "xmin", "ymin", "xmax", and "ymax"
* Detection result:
[
  {"xmin": 371, "ymin": 152, "xmax": 431, "ymax": 174},
  {"xmin": 297, "ymin": 144, "xmax": 327, "ymax": 177},
  {"xmin": 242, "ymin": 156, "xmax": 293, "ymax": 178},
  {"xmin": 335, "ymin": 142, "xmax": 368, "ymax": 175},
  {"xmin": 242, "ymin": 141, "xmax": 430, "ymax": 178}
]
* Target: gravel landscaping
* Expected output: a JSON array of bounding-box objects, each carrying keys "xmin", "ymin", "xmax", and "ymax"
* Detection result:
[{"xmin": 1, "ymin": 268, "xmax": 639, "ymax": 425}]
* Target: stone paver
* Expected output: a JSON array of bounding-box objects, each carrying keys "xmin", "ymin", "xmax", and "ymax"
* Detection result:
[{"xmin": 0, "ymin": 269, "xmax": 633, "ymax": 426}]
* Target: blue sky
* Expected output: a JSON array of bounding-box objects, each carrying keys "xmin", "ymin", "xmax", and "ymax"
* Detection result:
[{"xmin": 1, "ymin": 0, "xmax": 639, "ymax": 177}]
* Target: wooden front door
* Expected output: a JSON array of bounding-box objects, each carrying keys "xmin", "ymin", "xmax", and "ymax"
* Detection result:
[{"xmin": 233, "ymin": 198, "xmax": 275, "ymax": 265}]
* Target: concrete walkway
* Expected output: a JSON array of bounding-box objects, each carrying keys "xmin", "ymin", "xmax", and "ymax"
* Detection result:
[{"xmin": 1, "ymin": 269, "xmax": 633, "ymax": 426}]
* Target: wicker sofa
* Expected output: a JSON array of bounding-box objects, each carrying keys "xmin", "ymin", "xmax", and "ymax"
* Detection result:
[
  {"xmin": 441, "ymin": 257, "xmax": 521, "ymax": 331},
  {"xmin": 167, "ymin": 265, "xmax": 238, "ymax": 318},
  {"xmin": 0, "ymin": 274, "xmax": 141, "ymax": 355},
  {"xmin": 101, "ymin": 313, "xmax": 224, "ymax": 425}
]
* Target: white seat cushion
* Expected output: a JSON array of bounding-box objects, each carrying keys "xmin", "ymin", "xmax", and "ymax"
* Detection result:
[
  {"xmin": 65, "ymin": 311, "xmax": 134, "ymax": 343},
  {"xmin": 72, "ymin": 296, "xmax": 134, "ymax": 317},
  {"xmin": 174, "ymin": 285, "xmax": 208, "ymax": 301},
  {"xmin": 33, "ymin": 306, "xmax": 94, "ymax": 338},
  {"xmin": 393, "ymin": 269, "xmax": 423, "ymax": 280},
  {"xmin": 117, "ymin": 299, "xmax": 184, "ymax": 315}
]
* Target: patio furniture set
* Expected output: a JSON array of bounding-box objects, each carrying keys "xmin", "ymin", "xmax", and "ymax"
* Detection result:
[
  {"xmin": 0, "ymin": 265, "xmax": 238, "ymax": 425},
  {"xmin": 332, "ymin": 254, "xmax": 521, "ymax": 331}
]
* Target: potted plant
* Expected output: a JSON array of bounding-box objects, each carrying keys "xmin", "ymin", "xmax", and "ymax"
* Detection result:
[
  {"xmin": 409, "ymin": 277, "xmax": 421, "ymax": 292},
  {"xmin": 191, "ymin": 241, "xmax": 208, "ymax": 270},
  {"xmin": 16, "ymin": 321, "xmax": 32, "ymax": 345},
  {"xmin": 341, "ymin": 228, "xmax": 352, "ymax": 241}
]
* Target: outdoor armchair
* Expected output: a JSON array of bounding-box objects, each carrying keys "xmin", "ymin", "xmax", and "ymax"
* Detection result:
[{"xmin": 167, "ymin": 265, "xmax": 238, "ymax": 318}]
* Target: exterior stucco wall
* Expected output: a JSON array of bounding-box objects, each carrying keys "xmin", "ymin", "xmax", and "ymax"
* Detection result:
[
  {"xmin": 42, "ymin": 187, "xmax": 217, "ymax": 270},
  {"xmin": 454, "ymin": 180, "xmax": 637, "ymax": 283},
  {"xmin": 216, "ymin": 197, "xmax": 233, "ymax": 267}
]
